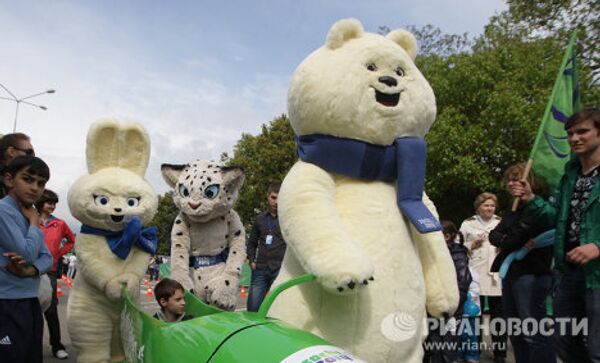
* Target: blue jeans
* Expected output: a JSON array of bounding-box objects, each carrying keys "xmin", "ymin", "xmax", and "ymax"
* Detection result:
[
  {"xmin": 502, "ymin": 273, "xmax": 555, "ymax": 362},
  {"xmin": 552, "ymin": 267, "xmax": 600, "ymax": 363},
  {"xmin": 247, "ymin": 267, "xmax": 280, "ymax": 312}
]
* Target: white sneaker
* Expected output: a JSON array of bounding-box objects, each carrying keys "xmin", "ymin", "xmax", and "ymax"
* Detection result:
[{"xmin": 54, "ymin": 349, "xmax": 69, "ymax": 359}]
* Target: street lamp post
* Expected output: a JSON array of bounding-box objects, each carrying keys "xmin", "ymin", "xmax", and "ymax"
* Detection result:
[{"xmin": 0, "ymin": 83, "xmax": 55, "ymax": 132}]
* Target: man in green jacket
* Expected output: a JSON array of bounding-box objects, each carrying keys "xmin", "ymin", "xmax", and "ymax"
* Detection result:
[{"xmin": 511, "ymin": 108, "xmax": 600, "ymax": 362}]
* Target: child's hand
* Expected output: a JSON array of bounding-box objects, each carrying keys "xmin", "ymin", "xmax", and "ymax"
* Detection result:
[
  {"xmin": 20, "ymin": 205, "xmax": 40, "ymax": 226},
  {"xmin": 3, "ymin": 252, "xmax": 37, "ymax": 277},
  {"xmin": 524, "ymin": 240, "xmax": 535, "ymax": 251}
]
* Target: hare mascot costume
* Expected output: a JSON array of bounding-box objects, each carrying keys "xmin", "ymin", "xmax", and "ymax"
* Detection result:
[{"xmin": 67, "ymin": 120, "xmax": 158, "ymax": 363}]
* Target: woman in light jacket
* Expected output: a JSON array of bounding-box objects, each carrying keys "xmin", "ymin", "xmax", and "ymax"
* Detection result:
[{"xmin": 460, "ymin": 192, "xmax": 507, "ymax": 363}]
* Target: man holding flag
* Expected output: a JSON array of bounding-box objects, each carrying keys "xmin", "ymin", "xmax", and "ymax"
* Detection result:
[
  {"xmin": 511, "ymin": 108, "xmax": 600, "ymax": 362},
  {"xmin": 509, "ymin": 30, "xmax": 600, "ymax": 362}
]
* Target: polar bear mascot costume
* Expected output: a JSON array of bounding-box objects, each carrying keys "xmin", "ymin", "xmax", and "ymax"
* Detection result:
[
  {"xmin": 67, "ymin": 120, "xmax": 158, "ymax": 363},
  {"xmin": 269, "ymin": 19, "xmax": 459, "ymax": 363}
]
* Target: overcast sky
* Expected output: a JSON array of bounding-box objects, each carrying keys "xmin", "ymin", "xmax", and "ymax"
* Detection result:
[{"xmin": 0, "ymin": 0, "xmax": 507, "ymax": 229}]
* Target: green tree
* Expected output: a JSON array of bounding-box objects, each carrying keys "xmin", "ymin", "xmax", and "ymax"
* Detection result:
[
  {"xmin": 149, "ymin": 192, "xmax": 179, "ymax": 255},
  {"xmin": 223, "ymin": 115, "xmax": 297, "ymax": 226},
  {"xmin": 422, "ymin": 3, "xmax": 599, "ymax": 222},
  {"xmin": 422, "ymin": 35, "xmax": 564, "ymax": 220},
  {"xmin": 504, "ymin": 0, "xmax": 599, "ymax": 89},
  {"xmin": 378, "ymin": 24, "xmax": 472, "ymax": 57}
]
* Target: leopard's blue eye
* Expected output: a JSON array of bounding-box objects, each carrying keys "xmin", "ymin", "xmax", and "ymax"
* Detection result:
[
  {"xmin": 178, "ymin": 184, "xmax": 189, "ymax": 198},
  {"xmin": 204, "ymin": 184, "xmax": 220, "ymax": 199}
]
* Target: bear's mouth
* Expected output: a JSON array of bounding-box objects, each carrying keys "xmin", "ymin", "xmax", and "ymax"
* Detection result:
[
  {"xmin": 111, "ymin": 215, "xmax": 124, "ymax": 223},
  {"xmin": 375, "ymin": 90, "xmax": 400, "ymax": 107}
]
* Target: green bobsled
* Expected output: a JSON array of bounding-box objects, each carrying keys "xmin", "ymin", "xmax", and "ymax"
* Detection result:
[{"xmin": 120, "ymin": 274, "xmax": 365, "ymax": 363}]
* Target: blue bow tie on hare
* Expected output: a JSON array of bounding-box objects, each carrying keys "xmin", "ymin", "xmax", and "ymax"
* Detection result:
[
  {"xmin": 296, "ymin": 134, "xmax": 441, "ymax": 233},
  {"xmin": 80, "ymin": 216, "xmax": 158, "ymax": 259}
]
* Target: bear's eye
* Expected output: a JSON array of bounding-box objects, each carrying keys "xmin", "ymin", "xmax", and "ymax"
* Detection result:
[
  {"xmin": 127, "ymin": 197, "xmax": 140, "ymax": 207},
  {"xmin": 204, "ymin": 184, "xmax": 220, "ymax": 200},
  {"xmin": 395, "ymin": 66, "xmax": 405, "ymax": 77},
  {"xmin": 94, "ymin": 195, "xmax": 109, "ymax": 206},
  {"xmin": 366, "ymin": 63, "xmax": 377, "ymax": 72},
  {"xmin": 178, "ymin": 184, "xmax": 190, "ymax": 198}
]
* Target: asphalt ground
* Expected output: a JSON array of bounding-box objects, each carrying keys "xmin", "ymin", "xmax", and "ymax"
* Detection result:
[{"xmin": 42, "ymin": 275, "xmax": 515, "ymax": 362}]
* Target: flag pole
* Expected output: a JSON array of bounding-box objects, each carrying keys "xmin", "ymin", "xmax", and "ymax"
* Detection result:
[{"xmin": 511, "ymin": 159, "xmax": 533, "ymax": 211}]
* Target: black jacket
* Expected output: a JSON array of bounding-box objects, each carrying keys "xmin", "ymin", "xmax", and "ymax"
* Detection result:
[
  {"xmin": 448, "ymin": 242, "xmax": 471, "ymax": 319},
  {"xmin": 489, "ymin": 206, "xmax": 553, "ymax": 277},
  {"xmin": 246, "ymin": 211, "xmax": 286, "ymax": 270}
]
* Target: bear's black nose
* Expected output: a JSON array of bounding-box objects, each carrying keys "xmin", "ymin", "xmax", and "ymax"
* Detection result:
[
  {"xmin": 378, "ymin": 76, "xmax": 397, "ymax": 87},
  {"xmin": 114, "ymin": 208, "xmax": 122, "ymax": 212}
]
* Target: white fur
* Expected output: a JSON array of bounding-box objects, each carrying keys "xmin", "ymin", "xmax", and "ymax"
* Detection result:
[
  {"xmin": 67, "ymin": 119, "xmax": 157, "ymax": 363},
  {"xmin": 270, "ymin": 19, "xmax": 458, "ymax": 363}
]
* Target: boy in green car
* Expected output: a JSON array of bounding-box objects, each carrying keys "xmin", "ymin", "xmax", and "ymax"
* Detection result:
[{"xmin": 153, "ymin": 279, "xmax": 193, "ymax": 323}]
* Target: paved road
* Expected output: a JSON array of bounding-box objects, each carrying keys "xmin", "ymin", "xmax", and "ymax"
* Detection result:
[{"xmin": 42, "ymin": 276, "xmax": 515, "ymax": 362}]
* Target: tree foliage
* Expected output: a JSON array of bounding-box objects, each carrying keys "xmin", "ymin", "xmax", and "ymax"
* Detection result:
[
  {"xmin": 379, "ymin": 24, "xmax": 472, "ymax": 57},
  {"xmin": 422, "ymin": 1, "xmax": 599, "ymax": 222},
  {"xmin": 149, "ymin": 192, "xmax": 179, "ymax": 255},
  {"xmin": 223, "ymin": 115, "xmax": 296, "ymax": 227},
  {"xmin": 422, "ymin": 35, "xmax": 563, "ymax": 220},
  {"xmin": 504, "ymin": 0, "xmax": 600, "ymax": 88}
]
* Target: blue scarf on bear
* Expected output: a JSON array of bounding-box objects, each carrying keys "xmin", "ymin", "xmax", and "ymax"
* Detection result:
[
  {"xmin": 80, "ymin": 216, "xmax": 158, "ymax": 259},
  {"xmin": 296, "ymin": 134, "xmax": 441, "ymax": 233}
]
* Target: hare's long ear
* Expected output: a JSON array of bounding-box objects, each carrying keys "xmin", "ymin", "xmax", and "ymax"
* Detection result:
[
  {"xmin": 118, "ymin": 123, "xmax": 151, "ymax": 176},
  {"xmin": 87, "ymin": 119, "xmax": 121, "ymax": 174},
  {"xmin": 221, "ymin": 166, "xmax": 245, "ymax": 194},
  {"xmin": 161, "ymin": 163, "xmax": 187, "ymax": 188}
]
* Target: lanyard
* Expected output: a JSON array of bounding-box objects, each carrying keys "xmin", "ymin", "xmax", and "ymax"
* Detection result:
[{"xmin": 267, "ymin": 214, "xmax": 279, "ymax": 234}]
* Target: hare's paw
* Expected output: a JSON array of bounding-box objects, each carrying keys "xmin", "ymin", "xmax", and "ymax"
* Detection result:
[
  {"xmin": 105, "ymin": 273, "xmax": 140, "ymax": 301},
  {"xmin": 105, "ymin": 278, "xmax": 123, "ymax": 301}
]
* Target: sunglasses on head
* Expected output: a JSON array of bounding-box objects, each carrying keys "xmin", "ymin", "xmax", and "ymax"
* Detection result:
[{"xmin": 13, "ymin": 146, "xmax": 35, "ymax": 156}]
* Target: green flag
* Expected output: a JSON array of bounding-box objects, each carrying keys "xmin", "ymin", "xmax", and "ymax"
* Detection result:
[{"xmin": 530, "ymin": 31, "xmax": 581, "ymax": 188}]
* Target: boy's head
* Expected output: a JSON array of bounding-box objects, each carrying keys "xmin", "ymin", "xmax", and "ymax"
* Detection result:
[
  {"xmin": 154, "ymin": 278, "xmax": 186, "ymax": 316},
  {"xmin": 4, "ymin": 156, "xmax": 49, "ymax": 206},
  {"xmin": 34, "ymin": 189, "xmax": 59, "ymax": 214},
  {"xmin": 565, "ymin": 108, "xmax": 600, "ymax": 158},
  {"xmin": 565, "ymin": 108, "xmax": 600, "ymax": 133}
]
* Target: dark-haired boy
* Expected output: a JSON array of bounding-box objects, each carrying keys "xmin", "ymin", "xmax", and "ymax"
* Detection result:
[
  {"xmin": 0, "ymin": 155, "xmax": 52, "ymax": 363},
  {"xmin": 153, "ymin": 278, "xmax": 193, "ymax": 322}
]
